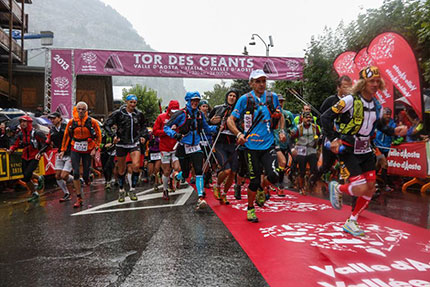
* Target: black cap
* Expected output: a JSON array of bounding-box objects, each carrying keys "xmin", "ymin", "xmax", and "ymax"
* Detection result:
[{"xmin": 48, "ymin": 112, "xmax": 61, "ymax": 118}]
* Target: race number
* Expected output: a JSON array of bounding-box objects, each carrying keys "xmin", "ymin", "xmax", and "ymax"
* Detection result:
[
  {"xmin": 74, "ymin": 141, "xmax": 88, "ymax": 152},
  {"xmin": 184, "ymin": 144, "xmax": 201, "ymax": 154},
  {"xmin": 150, "ymin": 152, "xmax": 161, "ymax": 161}
]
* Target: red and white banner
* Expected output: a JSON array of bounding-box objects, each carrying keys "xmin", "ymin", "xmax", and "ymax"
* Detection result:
[
  {"xmin": 73, "ymin": 49, "xmax": 304, "ymax": 80},
  {"xmin": 333, "ymin": 51, "xmax": 359, "ymax": 83},
  {"xmin": 387, "ymin": 141, "xmax": 429, "ymax": 178},
  {"xmin": 50, "ymin": 50, "xmax": 73, "ymax": 118},
  {"xmin": 354, "ymin": 48, "xmax": 394, "ymax": 111},
  {"xmin": 368, "ymin": 32, "xmax": 422, "ymax": 119}
]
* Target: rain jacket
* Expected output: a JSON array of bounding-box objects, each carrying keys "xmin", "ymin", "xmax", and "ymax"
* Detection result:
[
  {"xmin": 61, "ymin": 106, "xmax": 102, "ymax": 154},
  {"xmin": 153, "ymin": 100, "xmax": 179, "ymax": 152},
  {"xmin": 164, "ymin": 92, "xmax": 217, "ymax": 146},
  {"xmin": 10, "ymin": 115, "xmax": 47, "ymax": 160},
  {"xmin": 208, "ymin": 90, "xmax": 237, "ymax": 145}
]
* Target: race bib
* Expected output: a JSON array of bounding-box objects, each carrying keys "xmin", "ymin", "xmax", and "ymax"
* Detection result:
[
  {"xmin": 354, "ymin": 138, "xmax": 371, "ymax": 154},
  {"xmin": 74, "ymin": 141, "xmax": 88, "ymax": 152},
  {"xmin": 200, "ymin": 141, "xmax": 209, "ymax": 146},
  {"xmin": 150, "ymin": 152, "xmax": 161, "ymax": 161},
  {"xmin": 296, "ymin": 146, "xmax": 307, "ymax": 156},
  {"xmin": 184, "ymin": 144, "xmax": 201, "ymax": 154}
]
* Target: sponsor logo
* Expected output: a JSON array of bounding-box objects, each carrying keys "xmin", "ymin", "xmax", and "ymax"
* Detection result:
[
  {"xmin": 81, "ymin": 52, "xmax": 97, "ymax": 65},
  {"xmin": 53, "ymin": 77, "xmax": 70, "ymax": 89}
]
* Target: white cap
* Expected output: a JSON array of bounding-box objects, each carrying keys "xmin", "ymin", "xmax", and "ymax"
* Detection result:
[
  {"xmin": 249, "ymin": 69, "xmax": 267, "ymax": 81},
  {"xmin": 170, "ymin": 109, "xmax": 178, "ymax": 113}
]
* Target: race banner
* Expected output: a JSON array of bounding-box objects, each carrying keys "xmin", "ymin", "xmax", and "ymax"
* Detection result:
[
  {"xmin": 0, "ymin": 149, "xmax": 45, "ymax": 181},
  {"xmin": 73, "ymin": 49, "xmax": 304, "ymax": 80},
  {"xmin": 354, "ymin": 47, "xmax": 394, "ymax": 111},
  {"xmin": 51, "ymin": 49, "xmax": 73, "ymax": 118},
  {"xmin": 333, "ymin": 51, "xmax": 358, "ymax": 82},
  {"xmin": 387, "ymin": 141, "xmax": 429, "ymax": 178},
  {"xmin": 368, "ymin": 32, "xmax": 422, "ymax": 119}
]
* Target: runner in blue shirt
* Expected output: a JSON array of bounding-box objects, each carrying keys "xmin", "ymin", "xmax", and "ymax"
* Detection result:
[
  {"xmin": 227, "ymin": 69, "xmax": 286, "ymax": 222},
  {"xmin": 164, "ymin": 91, "xmax": 217, "ymax": 209}
]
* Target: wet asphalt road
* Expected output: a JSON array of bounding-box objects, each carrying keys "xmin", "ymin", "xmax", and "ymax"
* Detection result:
[{"xmin": 0, "ymin": 180, "xmax": 268, "ymax": 287}]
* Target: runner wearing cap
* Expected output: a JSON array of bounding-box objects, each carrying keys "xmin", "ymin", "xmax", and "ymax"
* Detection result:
[
  {"xmin": 164, "ymin": 91, "xmax": 218, "ymax": 209},
  {"xmin": 8, "ymin": 115, "xmax": 48, "ymax": 201},
  {"xmin": 321, "ymin": 66, "xmax": 408, "ymax": 236},
  {"xmin": 61, "ymin": 102, "xmax": 102, "ymax": 207},
  {"xmin": 104, "ymin": 94, "xmax": 148, "ymax": 203},
  {"xmin": 153, "ymin": 100, "xmax": 182, "ymax": 200},
  {"xmin": 41, "ymin": 112, "xmax": 74, "ymax": 202},
  {"xmin": 227, "ymin": 69, "xmax": 286, "ymax": 222}
]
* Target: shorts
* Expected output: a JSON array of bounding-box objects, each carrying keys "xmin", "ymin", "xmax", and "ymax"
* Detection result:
[
  {"xmin": 161, "ymin": 151, "xmax": 178, "ymax": 165},
  {"xmin": 215, "ymin": 143, "xmax": 238, "ymax": 172},
  {"xmin": 339, "ymin": 151, "xmax": 376, "ymax": 178},
  {"xmin": 54, "ymin": 154, "xmax": 73, "ymax": 173},
  {"xmin": 116, "ymin": 145, "xmax": 140, "ymax": 157}
]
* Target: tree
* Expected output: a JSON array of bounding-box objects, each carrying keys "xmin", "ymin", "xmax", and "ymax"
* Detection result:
[
  {"xmin": 203, "ymin": 80, "xmax": 230, "ymax": 107},
  {"xmin": 231, "ymin": 79, "xmax": 252, "ymax": 97},
  {"xmin": 122, "ymin": 84, "xmax": 159, "ymax": 124}
]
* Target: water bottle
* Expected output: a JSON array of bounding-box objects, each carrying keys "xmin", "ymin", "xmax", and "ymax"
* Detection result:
[{"xmin": 324, "ymin": 141, "xmax": 345, "ymax": 154}]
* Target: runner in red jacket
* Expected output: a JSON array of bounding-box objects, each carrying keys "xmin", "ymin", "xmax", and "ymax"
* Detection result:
[{"xmin": 152, "ymin": 100, "xmax": 181, "ymax": 199}]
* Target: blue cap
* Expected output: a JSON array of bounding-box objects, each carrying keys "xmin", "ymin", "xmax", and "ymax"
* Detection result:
[{"xmin": 126, "ymin": 94, "xmax": 138, "ymax": 101}]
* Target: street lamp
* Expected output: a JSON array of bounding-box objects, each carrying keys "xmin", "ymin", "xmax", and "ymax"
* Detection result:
[{"xmin": 249, "ymin": 34, "xmax": 274, "ymax": 56}]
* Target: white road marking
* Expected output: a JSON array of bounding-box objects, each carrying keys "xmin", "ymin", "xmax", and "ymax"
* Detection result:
[{"xmin": 72, "ymin": 186, "xmax": 194, "ymax": 216}]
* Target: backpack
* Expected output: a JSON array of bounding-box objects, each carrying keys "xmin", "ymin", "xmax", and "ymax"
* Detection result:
[
  {"xmin": 175, "ymin": 108, "xmax": 203, "ymax": 135},
  {"xmin": 69, "ymin": 117, "xmax": 96, "ymax": 141},
  {"xmin": 242, "ymin": 91, "xmax": 281, "ymax": 130}
]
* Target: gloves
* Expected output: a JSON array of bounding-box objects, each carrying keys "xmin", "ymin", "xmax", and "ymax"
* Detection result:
[{"xmin": 174, "ymin": 133, "xmax": 183, "ymax": 141}]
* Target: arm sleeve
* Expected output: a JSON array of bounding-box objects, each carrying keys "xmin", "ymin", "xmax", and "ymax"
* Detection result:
[
  {"xmin": 231, "ymin": 96, "xmax": 245, "ymax": 119},
  {"xmin": 10, "ymin": 135, "xmax": 20, "ymax": 152},
  {"xmin": 164, "ymin": 112, "xmax": 184, "ymax": 138},
  {"xmin": 202, "ymin": 116, "xmax": 217, "ymax": 134},
  {"xmin": 321, "ymin": 96, "xmax": 353, "ymax": 141}
]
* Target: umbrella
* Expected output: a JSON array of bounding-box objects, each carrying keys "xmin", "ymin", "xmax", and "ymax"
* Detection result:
[
  {"xmin": 6, "ymin": 115, "xmax": 49, "ymax": 135},
  {"xmin": 0, "ymin": 108, "xmax": 25, "ymax": 120}
]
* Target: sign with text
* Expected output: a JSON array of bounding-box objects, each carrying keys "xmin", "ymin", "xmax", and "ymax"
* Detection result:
[
  {"xmin": 74, "ymin": 49, "xmax": 304, "ymax": 80},
  {"xmin": 368, "ymin": 32, "xmax": 422, "ymax": 119},
  {"xmin": 387, "ymin": 141, "xmax": 429, "ymax": 178},
  {"xmin": 51, "ymin": 49, "xmax": 73, "ymax": 118}
]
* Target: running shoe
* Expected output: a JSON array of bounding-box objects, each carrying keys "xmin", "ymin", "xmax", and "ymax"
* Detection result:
[
  {"xmin": 59, "ymin": 193, "xmax": 71, "ymax": 202},
  {"xmin": 234, "ymin": 184, "xmax": 241, "ymax": 200},
  {"xmin": 73, "ymin": 198, "xmax": 83, "ymax": 208},
  {"xmin": 162, "ymin": 189, "xmax": 169, "ymax": 200},
  {"xmin": 128, "ymin": 188, "xmax": 138, "ymax": 201},
  {"xmin": 213, "ymin": 184, "xmax": 221, "ymax": 200},
  {"xmin": 105, "ymin": 182, "xmax": 111, "ymax": 191},
  {"xmin": 36, "ymin": 175, "xmax": 45, "ymax": 191},
  {"xmin": 277, "ymin": 187, "xmax": 285, "ymax": 197},
  {"xmin": 220, "ymin": 192, "xmax": 230, "ymax": 205},
  {"xmin": 255, "ymin": 188, "xmax": 265, "ymax": 207},
  {"xmin": 118, "ymin": 189, "xmax": 126, "ymax": 203},
  {"xmin": 247, "ymin": 208, "xmax": 258, "ymax": 223},
  {"xmin": 196, "ymin": 197, "xmax": 207, "ymax": 210},
  {"xmin": 343, "ymin": 219, "xmax": 365, "ymax": 237},
  {"xmin": 328, "ymin": 181, "xmax": 342, "ymax": 210},
  {"xmin": 28, "ymin": 191, "xmax": 40, "ymax": 202},
  {"xmin": 154, "ymin": 184, "xmax": 159, "ymax": 192}
]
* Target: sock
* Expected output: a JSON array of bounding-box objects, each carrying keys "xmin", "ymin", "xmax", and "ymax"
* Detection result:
[
  {"xmin": 118, "ymin": 173, "xmax": 126, "ymax": 189},
  {"xmin": 175, "ymin": 171, "xmax": 183, "ymax": 181},
  {"xmin": 127, "ymin": 173, "xmax": 132, "ymax": 188},
  {"xmin": 132, "ymin": 172, "xmax": 139, "ymax": 188},
  {"xmin": 339, "ymin": 182, "xmax": 354, "ymax": 195},
  {"xmin": 56, "ymin": 179, "xmax": 69, "ymax": 195},
  {"xmin": 196, "ymin": 175, "xmax": 204, "ymax": 197},
  {"xmin": 162, "ymin": 175, "xmax": 169, "ymax": 190},
  {"xmin": 351, "ymin": 195, "xmax": 371, "ymax": 218}
]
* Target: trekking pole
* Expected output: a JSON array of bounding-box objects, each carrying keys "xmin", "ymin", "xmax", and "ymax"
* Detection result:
[
  {"xmin": 201, "ymin": 130, "xmax": 220, "ymax": 166},
  {"xmin": 286, "ymin": 88, "xmax": 321, "ymax": 117},
  {"xmin": 202, "ymin": 126, "xmax": 224, "ymax": 172}
]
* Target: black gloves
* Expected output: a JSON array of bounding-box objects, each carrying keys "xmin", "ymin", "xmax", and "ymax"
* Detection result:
[{"xmin": 174, "ymin": 133, "xmax": 183, "ymax": 141}]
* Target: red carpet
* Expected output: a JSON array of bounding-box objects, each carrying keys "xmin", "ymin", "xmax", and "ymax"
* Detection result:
[{"xmin": 205, "ymin": 185, "xmax": 430, "ymax": 287}]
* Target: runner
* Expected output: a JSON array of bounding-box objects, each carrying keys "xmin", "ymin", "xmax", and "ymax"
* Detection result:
[
  {"xmin": 60, "ymin": 102, "xmax": 102, "ymax": 208},
  {"xmin": 209, "ymin": 89, "xmax": 239, "ymax": 204},
  {"xmin": 321, "ymin": 66, "xmax": 407, "ymax": 236},
  {"xmin": 43, "ymin": 112, "xmax": 74, "ymax": 202},
  {"xmin": 290, "ymin": 112, "xmax": 321, "ymax": 195},
  {"xmin": 227, "ymin": 69, "xmax": 286, "ymax": 222},
  {"xmin": 147, "ymin": 128, "xmax": 162, "ymax": 191},
  {"xmin": 199, "ymin": 100, "xmax": 214, "ymax": 189},
  {"xmin": 153, "ymin": 100, "xmax": 181, "ymax": 200},
  {"xmin": 7, "ymin": 115, "xmax": 47, "ymax": 201},
  {"xmin": 316, "ymin": 75, "xmax": 352, "ymax": 183},
  {"xmin": 104, "ymin": 94, "xmax": 148, "ymax": 203},
  {"xmin": 164, "ymin": 92, "xmax": 218, "ymax": 209}
]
